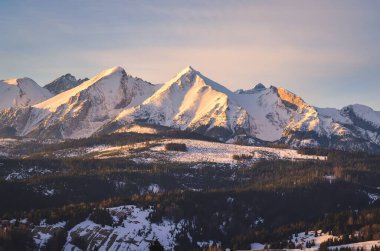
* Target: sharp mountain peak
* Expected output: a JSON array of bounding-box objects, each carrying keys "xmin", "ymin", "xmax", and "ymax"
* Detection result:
[{"xmin": 0, "ymin": 65, "xmax": 380, "ymax": 153}]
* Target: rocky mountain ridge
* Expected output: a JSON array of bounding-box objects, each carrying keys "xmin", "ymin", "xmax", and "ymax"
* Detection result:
[{"xmin": 0, "ymin": 66, "xmax": 379, "ymax": 153}]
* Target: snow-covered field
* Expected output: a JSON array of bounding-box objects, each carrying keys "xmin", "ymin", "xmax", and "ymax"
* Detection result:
[
  {"xmin": 45, "ymin": 138, "xmax": 327, "ymax": 164},
  {"xmin": 52, "ymin": 144, "xmax": 110, "ymax": 158},
  {"xmin": 11, "ymin": 212, "xmax": 380, "ymax": 251},
  {"xmin": 328, "ymin": 240, "xmax": 380, "ymax": 250},
  {"xmin": 251, "ymin": 231, "xmax": 380, "ymax": 251},
  {"xmin": 368, "ymin": 193, "xmax": 380, "ymax": 204},
  {"xmin": 29, "ymin": 205, "xmax": 184, "ymax": 251},
  {"xmin": 290, "ymin": 230, "xmax": 336, "ymax": 249},
  {"xmin": 67, "ymin": 138, "xmax": 326, "ymax": 164},
  {"xmin": 64, "ymin": 205, "xmax": 184, "ymax": 251},
  {"xmin": 32, "ymin": 221, "xmax": 66, "ymax": 249},
  {"xmin": 114, "ymin": 124, "xmax": 159, "ymax": 134},
  {"xmin": 149, "ymin": 139, "xmax": 325, "ymax": 163}
]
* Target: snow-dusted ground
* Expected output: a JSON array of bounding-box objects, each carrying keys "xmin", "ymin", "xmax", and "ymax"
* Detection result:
[
  {"xmin": 27, "ymin": 205, "xmax": 185, "ymax": 251},
  {"xmin": 14, "ymin": 214, "xmax": 380, "ymax": 251},
  {"xmin": 251, "ymin": 231, "xmax": 380, "ymax": 251},
  {"xmin": 63, "ymin": 205, "xmax": 184, "ymax": 251},
  {"xmin": 251, "ymin": 231, "xmax": 336, "ymax": 250},
  {"xmin": 32, "ymin": 221, "xmax": 66, "ymax": 249},
  {"xmin": 52, "ymin": 144, "xmax": 109, "ymax": 158},
  {"xmin": 148, "ymin": 139, "xmax": 325, "ymax": 163},
  {"xmin": 52, "ymin": 139, "xmax": 325, "ymax": 164},
  {"xmin": 328, "ymin": 240, "xmax": 380, "ymax": 250},
  {"xmin": 250, "ymin": 242, "xmax": 266, "ymax": 250},
  {"xmin": 197, "ymin": 240, "xmax": 221, "ymax": 249},
  {"xmin": 114, "ymin": 124, "xmax": 159, "ymax": 134},
  {"xmin": 290, "ymin": 230, "xmax": 337, "ymax": 249},
  {"xmin": 368, "ymin": 193, "xmax": 380, "ymax": 204}
]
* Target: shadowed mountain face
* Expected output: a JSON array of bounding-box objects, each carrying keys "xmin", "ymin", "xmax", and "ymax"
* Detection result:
[
  {"xmin": 0, "ymin": 66, "xmax": 380, "ymax": 153},
  {"xmin": 44, "ymin": 74, "xmax": 89, "ymax": 95}
]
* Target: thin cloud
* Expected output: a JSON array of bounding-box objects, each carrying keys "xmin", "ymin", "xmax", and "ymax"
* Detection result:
[{"xmin": 0, "ymin": 0, "xmax": 379, "ymax": 109}]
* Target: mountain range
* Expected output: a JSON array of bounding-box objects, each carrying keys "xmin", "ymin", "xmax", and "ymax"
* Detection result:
[{"xmin": 0, "ymin": 66, "xmax": 379, "ymax": 153}]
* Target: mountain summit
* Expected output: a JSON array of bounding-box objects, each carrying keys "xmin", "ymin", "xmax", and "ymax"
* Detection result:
[
  {"xmin": 44, "ymin": 73, "xmax": 89, "ymax": 95},
  {"xmin": 113, "ymin": 66, "xmax": 248, "ymax": 139},
  {"xmin": 0, "ymin": 78, "xmax": 52, "ymax": 110},
  {"xmin": 0, "ymin": 66, "xmax": 379, "ymax": 152},
  {"xmin": 0, "ymin": 66, "xmax": 158, "ymax": 138}
]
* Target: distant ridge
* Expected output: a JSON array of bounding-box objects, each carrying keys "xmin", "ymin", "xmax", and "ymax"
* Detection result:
[{"xmin": 44, "ymin": 73, "xmax": 89, "ymax": 95}]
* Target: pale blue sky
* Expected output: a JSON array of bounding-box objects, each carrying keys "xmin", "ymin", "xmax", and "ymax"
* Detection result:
[{"xmin": 0, "ymin": 0, "xmax": 379, "ymax": 109}]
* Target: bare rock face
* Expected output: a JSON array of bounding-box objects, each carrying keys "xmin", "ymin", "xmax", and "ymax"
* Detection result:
[{"xmin": 44, "ymin": 73, "xmax": 89, "ymax": 95}]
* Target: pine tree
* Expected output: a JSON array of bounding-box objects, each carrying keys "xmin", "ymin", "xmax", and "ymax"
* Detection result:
[{"xmin": 149, "ymin": 239, "xmax": 165, "ymax": 251}]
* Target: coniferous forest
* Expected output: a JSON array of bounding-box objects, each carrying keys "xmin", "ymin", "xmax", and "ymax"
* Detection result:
[{"xmin": 0, "ymin": 133, "xmax": 380, "ymax": 250}]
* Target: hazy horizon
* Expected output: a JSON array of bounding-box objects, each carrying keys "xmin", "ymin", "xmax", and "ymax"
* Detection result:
[{"xmin": 1, "ymin": 0, "xmax": 379, "ymax": 109}]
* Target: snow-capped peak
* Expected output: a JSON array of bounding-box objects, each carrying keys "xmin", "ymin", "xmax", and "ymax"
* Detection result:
[
  {"xmin": 115, "ymin": 66, "xmax": 243, "ymax": 136},
  {"xmin": 167, "ymin": 66, "xmax": 197, "ymax": 86},
  {"xmin": 0, "ymin": 77, "xmax": 52, "ymax": 110},
  {"xmin": 149, "ymin": 66, "xmax": 234, "ymax": 101},
  {"xmin": 4, "ymin": 77, "xmax": 39, "ymax": 87},
  {"xmin": 179, "ymin": 65, "xmax": 195, "ymax": 74},
  {"xmin": 0, "ymin": 66, "xmax": 158, "ymax": 139},
  {"xmin": 95, "ymin": 66, "xmax": 125, "ymax": 79},
  {"xmin": 35, "ymin": 66, "xmax": 126, "ymax": 112},
  {"xmin": 115, "ymin": 67, "xmax": 300, "ymax": 141},
  {"xmin": 1, "ymin": 65, "xmax": 380, "ymax": 153}
]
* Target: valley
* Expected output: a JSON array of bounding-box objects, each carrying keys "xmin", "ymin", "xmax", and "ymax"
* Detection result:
[
  {"xmin": 0, "ymin": 66, "xmax": 379, "ymax": 250},
  {"xmin": 0, "ymin": 132, "xmax": 380, "ymax": 250}
]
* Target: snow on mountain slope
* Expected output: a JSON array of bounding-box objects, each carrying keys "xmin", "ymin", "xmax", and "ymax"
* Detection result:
[
  {"xmin": 282, "ymin": 103, "xmax": 380, "ymax": 152},
  {"xmin": 114, "ymin": 66, "xmax": 250, "ymax": 139},
  {"xmin": 110, "ymin": 65, "xmax": 380, "ymax": 152},
  {"xmin": 0, "ymin": 67, "xmax": 158, "ymax": 139},
  {"xmin": 44, "ymin": 73, "xmax": 88, "ymax": 95},
  {"xmin": 346, "ymin": 104, "xmax": 380, "ymax": 127},
  {"xmin": 113, "ymin": 67, "xmax": 311, "ymax": 141},
  {"xmin": 35, "ymin": 67, "xmax": 128, "ymax": 112},
  {"xmin": 317, "ymin": 107, "xmax": 353, "ymax": 125},
  {"xmin": 318, "ymin": 105, "xmax": 380, "ymax": 129},
  {"xmin": 236, "ymin": 86, "xmax": 296, "ymax": 141},
  {"xmin": 63, "ymin": 205, "xmax": 184, "ymax": 251},
  {"xmin": 1, "ymin": 65, "xmax": 380, "ymax": 153},
  {"xmin": 0, "ymin": 78, "xmax": 52, "ymax": 110},
  {"xmin": 24, "ymin": 205, "xmax": 185, "ymax": 251}
]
